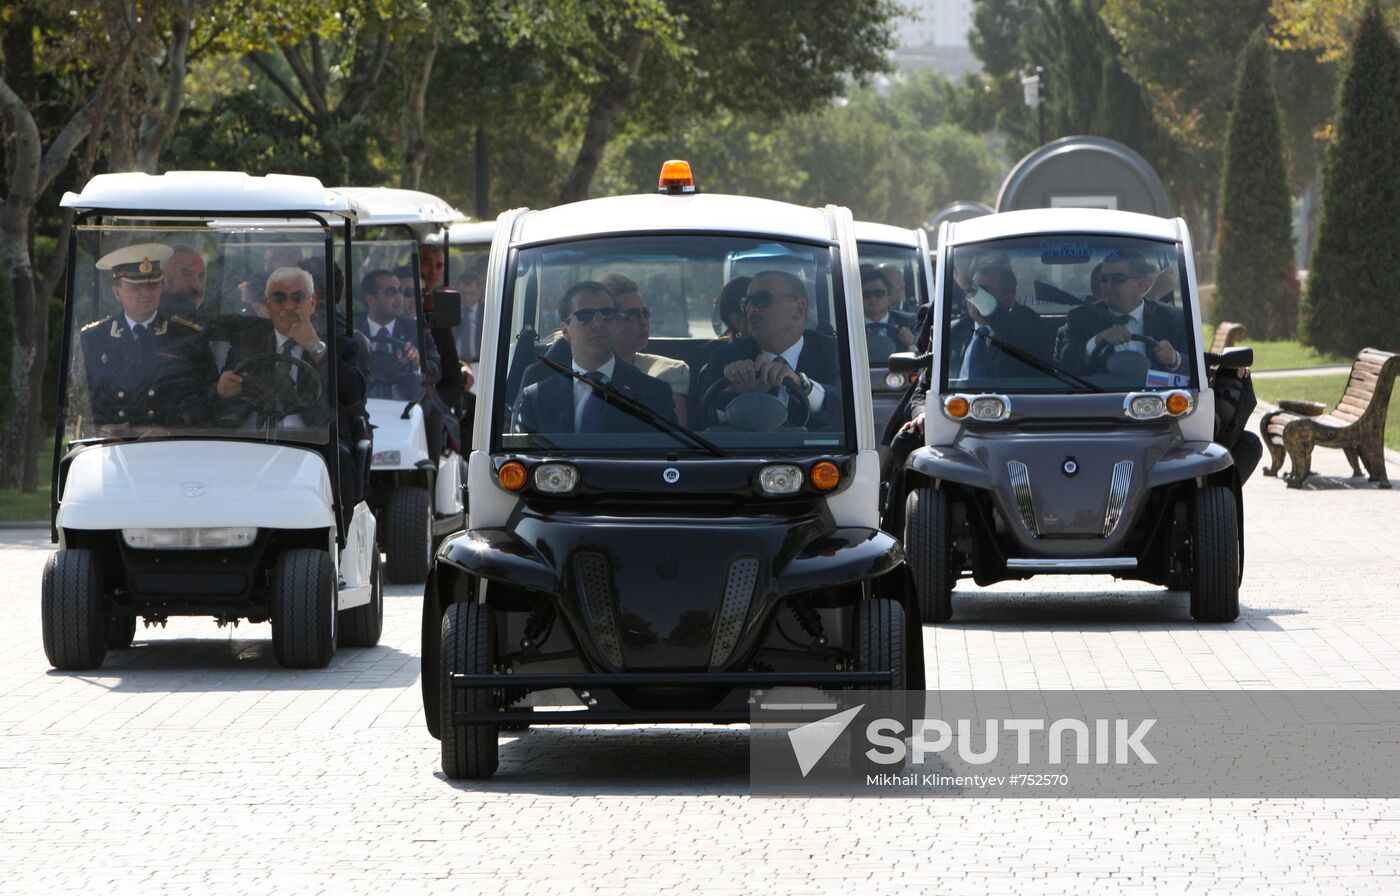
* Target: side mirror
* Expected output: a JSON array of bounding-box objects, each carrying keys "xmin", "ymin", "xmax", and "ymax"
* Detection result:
[
  {"xmin": 887, "ymin": 351, "xmax": 930, "ymax": 374},
  {"xmin": 426, "ymin": 287, "xmax": 462, "ymax": 328},
  {"xmin": 1210, "ymin": 346, "xmax": 1253, "ymax": 370}
]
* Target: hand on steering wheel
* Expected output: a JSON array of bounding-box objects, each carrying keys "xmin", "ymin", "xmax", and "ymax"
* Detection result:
[
  {"xmin": 228, "ymin": 350, "xmax": 324, "ymax": 420},
  {"xmin": 1089, "ymin": 332, "xmax": 1158, "ymax": 371},
  {"xmin": 699, "ymin": 374, "xmax": 811, "ymax": 429}
]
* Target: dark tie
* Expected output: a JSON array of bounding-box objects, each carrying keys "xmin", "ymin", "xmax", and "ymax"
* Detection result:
[
  {"xmin": 577, "ymin": 371, "xmax": 609, "ymax": 433},
  {"xmin": 1117, "ymin": 314, "xmax": 1134, "ymax": 327},
  {"xmin": 966, "ymin": 326, "xmax": 994, "ymax": 378},
  {"xmin": 372, "ymin": 328, "xmax": 394, "ymax": 353},
  {"xmin": 281, "ymin": 339, "xmax": 298, "ymax": 383},
  {"xmin": 132, "ymin": 323, "xmax": 153, "ymax": 360}
]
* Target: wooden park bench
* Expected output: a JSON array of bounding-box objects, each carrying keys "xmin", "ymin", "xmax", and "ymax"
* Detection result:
[
  {"xmin": 1209, "ymin": 321, "xmax": 1247, "ymax": 355},
  {"xmin": 1259, "ymin": 347, "xmax": 1400, "ymax": 489}
]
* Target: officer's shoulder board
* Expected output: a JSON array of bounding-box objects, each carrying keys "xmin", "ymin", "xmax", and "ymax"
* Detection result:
[
  {"xmin": 80, "ymin": 316, "xmax": 112, "ymax": 333},
  {"xmin": 169, "ymin": 314, "xmax": 202, "ymax": 333}
]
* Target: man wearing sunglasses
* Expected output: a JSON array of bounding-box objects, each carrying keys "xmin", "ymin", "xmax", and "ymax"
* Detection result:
[
  {"xmin": 861, "ymin": 264, "xmax": 916, "ymax": 351},
  {"xmin": 1065, "ymin": 249, "xmax": 1188, "ymax": 375},
  {"xmin": 513, "ymin": 280, "xmax": 674, "ymax": 435},
  {"xmin": 601, "ymin": 272, "xmax": 692, "ymax": 426},
  {"xmin": 697, "ymin": 270, "xmax": 842, "ymax": 430}
]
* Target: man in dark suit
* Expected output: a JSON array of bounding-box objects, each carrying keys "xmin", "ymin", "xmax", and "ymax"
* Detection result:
[
  {"xmin": 696, "ymin": 270, "xmax": 843, "ymax": 430},
  {"xmin": 216, "ymin": 266, "xmax": 367, "ymax": 525},
  {"xmin": 513, "ymin": 281, "xmax": 674, "ymax": 435},
  {"xmin": 1064, "ymin": 249, "xmax": 1188, "ymax": 376},
  {"xmin": 356, "ymin": 268, "xmax": 430, "ymax": 400},
  {"xmin": 947, "ymin": 256, "xmax": 1048, "ymax": 381},
  {"xmin": 861, "ymin": 264, "xmax": 916, "ymax": 355},
  {"xmin": 79, "ymin": 243, "xmax": 217, "ymax": 432}
]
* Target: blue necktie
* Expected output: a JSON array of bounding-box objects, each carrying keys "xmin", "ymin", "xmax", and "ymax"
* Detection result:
[
  {"xmin": 577, "ymin": 371, "xmax": 608, "ymax": 432},
  {"xmin": 966, "ymin": 326, "xmax": 994, "ymax": 378}
]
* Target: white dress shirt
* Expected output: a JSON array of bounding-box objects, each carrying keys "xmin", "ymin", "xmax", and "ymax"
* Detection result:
[{"xmin": 760, "ymin": 336, "xmax": 825, "ymax": 412}]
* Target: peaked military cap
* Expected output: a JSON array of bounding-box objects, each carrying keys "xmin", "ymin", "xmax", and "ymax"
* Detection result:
[{"xmin": 96, "ymin": 243, "xmax": 174, "ymax": 284}]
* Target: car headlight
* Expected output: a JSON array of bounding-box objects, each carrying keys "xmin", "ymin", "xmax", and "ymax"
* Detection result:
[
  {"xmin": 122, "ymin": 527, "xmax": 258, "ymax": 550},
  {"xmin": 884, "ymin": 371, "xmax": 907, "ymax": 390},
  {"xmin": 534, "ymin": 463, "xmax": 579, "ymax": 494},
  {"xmin": 1126, "ymin": 394, "xmax": 1166, "ymax": 420},
  {"xmin": 969, "ymin": 395, "xmax": 1009, "ymax": 421},
  {"xmin": 758, "ymin": 464, "xmax": 803, "ymax": 495},
  {"xmin": 372, "ymin": 450, "xmax": 401, "ymax": 467}
]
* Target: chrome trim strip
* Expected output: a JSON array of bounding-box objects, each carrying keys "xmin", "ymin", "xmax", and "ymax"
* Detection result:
[
  {"xmin": 1006, "ymin": 557, "xmax": 1138, "ymax": 571},
  {"xmin": 1006, "ymin": 460, "xmax": 1039, "ymax": 537},
  {"xmin": 1102, "ymin": 460, "xmax": 1135, "ymax": 536}
]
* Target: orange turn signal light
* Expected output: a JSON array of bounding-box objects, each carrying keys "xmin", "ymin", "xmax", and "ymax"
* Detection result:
[
  {"xmin": 945, "ymin": 396, "xmax": 970, "ymax": 419},
  {"xmin": 1165, "ymin": 391, "xmax": 1192, "ymax": 415},
  {"xmin": 658, "ymin": 159, "xmax": 697, "ymax": 194},
  {"xmin": 810, "ymin": 461, "xmax": 841, "ymax": 492},
  {"xmin": 498, "ymin": 461, "xmax": 527, "ymax": 491}
]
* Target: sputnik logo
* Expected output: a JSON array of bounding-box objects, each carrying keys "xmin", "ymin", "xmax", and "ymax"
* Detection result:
[{"xmin": 787, "ymin": 704, "xmax": 864, "ymax": 777}]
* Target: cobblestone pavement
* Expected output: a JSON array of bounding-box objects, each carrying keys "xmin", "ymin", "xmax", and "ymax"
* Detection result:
[{"xmin": 2, "ymin": 425, "xmax": 1399, "ymax": 895}]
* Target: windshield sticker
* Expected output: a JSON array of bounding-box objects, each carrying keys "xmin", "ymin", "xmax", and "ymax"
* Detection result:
[
  {"xmin": 1145, "ymin": 370, "xmax": 1191, "ymax": 388},
  {"xmin": 1039, "ymin": 239, "xmax": 1091, "ymax": 264}
]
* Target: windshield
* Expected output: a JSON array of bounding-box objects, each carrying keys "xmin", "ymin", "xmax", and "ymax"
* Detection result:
[
  {"xmin": 940, "ymin": 234, "xmax": 1196, "ymax": 394},
  {"xmin": 348, "ymin": 235, "xmax": 424, "ymax": 401},
  {"xmin": 63, "ymin": 222, "xmax": 340, "ymax": 448},
  {"xmin": 857, "ymin": 240, "xmax": 927, "ymax": 364},
  {"xmin": 492, "ymin": 233, "xmax": 853, "ymax": 454}
]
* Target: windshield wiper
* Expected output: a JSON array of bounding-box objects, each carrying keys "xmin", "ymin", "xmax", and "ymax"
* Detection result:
[
  {"xmin": 976, "ymin": 330, "xmax": 1104, "ymax": 393},
  {"xmin": 538, "ymin": 356, "xmax": 727, "ymax": 457}
]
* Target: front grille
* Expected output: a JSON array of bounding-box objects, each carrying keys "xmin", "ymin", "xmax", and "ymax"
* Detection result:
[
  {"xmin": 709, "ymin": 557, "xmax": 760, "ymax": 668},
  {"xmin": 1007, "ymin": 460, "xmax": 1039, "ymax": 537},
  {"xmin": 1102, "ymin": 461, "xmax": 1135, "ymax": 536},
  {"xmin": 574, "ymin": 553, "xmax": 623, "ymax": 667}
]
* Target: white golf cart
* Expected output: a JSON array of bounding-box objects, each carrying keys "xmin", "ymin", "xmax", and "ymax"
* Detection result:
[
  {"xmin": 330, "ymin": 187, "xmax": 467, "ymax": 583},
  {"xmin": 855, "ymin": 221, "xmax": 935, "ymax": 435},
  {"xmin": 44, "ymin": 171, "xmax": 382, "ymax": 670}
]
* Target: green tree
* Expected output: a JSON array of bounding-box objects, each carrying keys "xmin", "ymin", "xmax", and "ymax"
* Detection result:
[
  {"xmin": 1302, "ymin": 4, "xmax": 1400, "ymax": 355},
  {"xmin": 1214, "ymin": 27, "xmax": 1299, "ymax": 339}
]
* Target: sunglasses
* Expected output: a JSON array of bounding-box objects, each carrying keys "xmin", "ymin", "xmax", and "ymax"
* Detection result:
[
  {"xmin": 1097, "ymin": 272, "xmax": 1143, "ymax": 285},
  {"xmin": 618, "ymin": 307, "xmax": 650, "ymax": 322},
  {"xmin": 862, "ymin": 288, "xmax": 889, "ymax": 300},
  {"xmin": 266, "ymin": 290, "xmax": 310, "ymax": 304},
  {"xmin": 741, "ymin": 290, "xmax": 800, "ymax": 310},
  {"xmin": 569, "ymin": 307, "xmax": 619, "ymax": 324}
]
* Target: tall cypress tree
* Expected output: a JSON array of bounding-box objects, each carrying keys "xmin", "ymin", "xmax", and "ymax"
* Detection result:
[
  {"xmin": 1302, "ymin": 4, "xmax": 1400, "ymax": 355},
  {"xmin": 1214, "ymin": 26, "xmax": 1299, "ymax": 339}
]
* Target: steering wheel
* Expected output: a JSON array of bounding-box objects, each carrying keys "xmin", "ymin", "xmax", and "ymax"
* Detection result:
[
  {"xmin": 1088, "ymin": 333, "xmax": 1158, "ymax": 372},
  {"xmin": 700, "ymin": 374, "xmax": 811, "ymax": 430},
  {"xmin": 229, "ymin": 350, "xmax": 323, "ymax": 420}
]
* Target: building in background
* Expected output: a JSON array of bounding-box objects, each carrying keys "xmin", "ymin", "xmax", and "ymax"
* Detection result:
[{"xmin": 893, "ymin": 0, "xmax": 979, "ymax": 78}]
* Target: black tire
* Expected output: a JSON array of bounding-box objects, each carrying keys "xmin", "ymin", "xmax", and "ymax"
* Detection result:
[
  {"xmin": 1188, "ymin": 485, "xmax": 1240, "ymax": 623},
  {"xmin": 338, "ymin": 551, "xmax": 383, "ymax": 647},
  {"xmin": 440, "ymin": 602, "xmax": 499, "ymax": 779},
  {"xmin": 41, "ymin": 549, "xmax": 107, "ymax": 671},
  {"xmin": 271, "ymin": 548, "xmax": 337, "ymax": 668},
  {"xmin": 385, "ymin": 486, "xmax": 432, "ymax": 584},
  {"xmin": 850, "ymin": 598, "xmax": 908, "ymax": 774},
  {"xmin": 904, "ymin": 487, "xmax": 955, "ymax": 623},
  {"xmin": 104, "ymin": 614, "xmax": 137, "ymax": 649}
]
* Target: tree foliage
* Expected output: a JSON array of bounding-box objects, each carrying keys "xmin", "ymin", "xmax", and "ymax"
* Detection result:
[
  {"xmin": 1302, "ymin": 4, "xmax": 1400, "ymax": 354},
  {"xmin": 1214, "ymin": 27, "xmax": 1299, "ymax": 339}
]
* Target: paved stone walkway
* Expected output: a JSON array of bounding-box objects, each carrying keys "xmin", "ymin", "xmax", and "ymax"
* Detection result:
[{"xmin": 2, "ymin": 418, "xmax": 1398, "ymax": 894}]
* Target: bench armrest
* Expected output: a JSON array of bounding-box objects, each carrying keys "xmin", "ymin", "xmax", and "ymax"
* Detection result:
[{"xmin": 1277, "ymin": 398, "xmax": 1327, "ymax": 416}]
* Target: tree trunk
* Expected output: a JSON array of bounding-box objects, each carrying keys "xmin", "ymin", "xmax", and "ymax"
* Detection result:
[
  {"xmin": 474, "ymin": 125, "xmax": 490, "ymax": 219},
  {"xmin": 400, "ymin": 29, "xmax": 440, "ymax": 191},
  {"xmin": 135, "ymin": 0, "xmax": 195, "ymax": 173},
  {"xmin": 557, "ymin": 32, "xmax": 648, "ymax": 205}
]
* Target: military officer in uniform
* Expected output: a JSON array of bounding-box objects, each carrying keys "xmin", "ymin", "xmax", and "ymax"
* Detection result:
[{"xmin": 77, "ymin": 243, "xmax": 216, "ymax": 433}]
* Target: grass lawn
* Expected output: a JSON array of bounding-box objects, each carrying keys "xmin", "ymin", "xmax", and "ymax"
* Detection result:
[
  {"xmin": 1201, "ymin": 324, "xmax": 1350, "ymax": 371},
  {"xmin": 0, "ymin": 444, "xmax": 54, "ymax": 524},
  {"xmin": 1253, "ymin": 373, "xmax": 1400, "ymax": 453}
]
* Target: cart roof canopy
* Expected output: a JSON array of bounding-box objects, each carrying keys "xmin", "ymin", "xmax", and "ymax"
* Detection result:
[
  {"xmin": 330, "ymin": 187, "xmax": 464, "ymax": 227},
  {"xmin": 426, "ymin": 219, "xmax": 496, "ymax": 247},
  {"xmin": 945, "ymin": 208, "xmax": 1182, "ymax": 247},
  {"xmin": 510, "ymin": 193, "xmax": 837, "ymax": 248},
  {"xmin": 855, "ymin": 220, "xmax": 920, "ymax": 248},
  {"xmin": 61, "ymin": 171, "xmax": 360, "ymax": 218}
]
